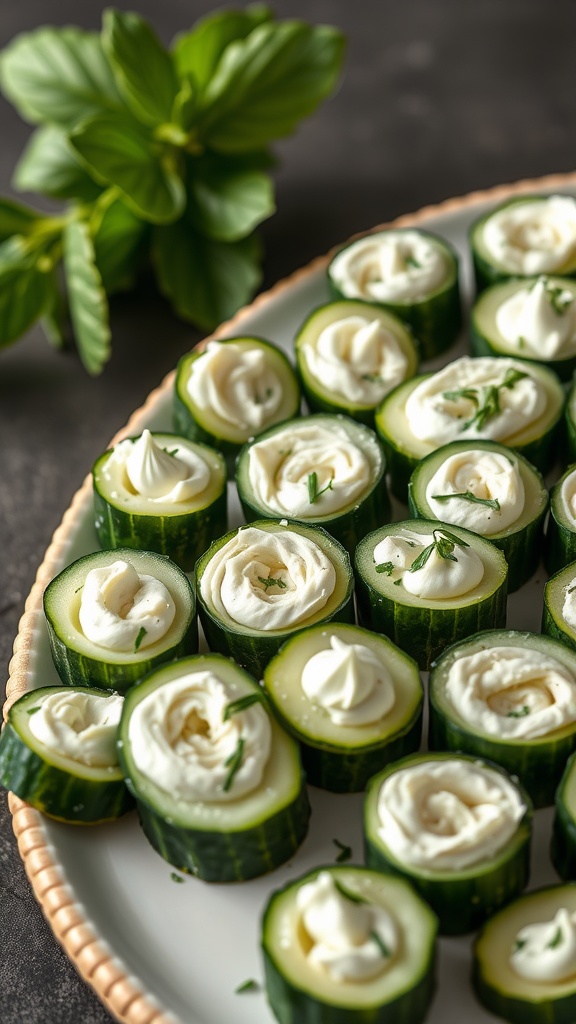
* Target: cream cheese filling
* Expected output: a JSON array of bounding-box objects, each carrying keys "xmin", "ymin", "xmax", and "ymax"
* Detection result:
[
  {"xmin": 511, "ymin": 908, "xmax": 576, "ymax": 983},
  {"xmin": 301, "ymin": 315, "xmax": 409, "ymax": 404},
  {"xmin": 186, "ymin": 340, "xmax": 284, "ymax": 432},
  {"xmin": 29, "ymin": 690, "xmax": 123, "ymax": 767},
  {"xmin": 330, "ymin": 230, "xmax": 447, "ymax": 303},
  {"xmin": 482, "ymin": 196, "xmax": 576, "ymax": 275},
  {"xmin": 301, "ymin": 635, "xmax": 396, "ymax": 726},
  {"xmin": 372, "ymin": 528, "xmax": 484, "ymax": 600},
  {"xmin": 106, "ymin": 429, "xmax": 212, "ymax": 504},
  {"xmin": 78, "ymin": 559, "xmax": 176, "ymax": 652},
  {"xmin": 560, "ymin": 468, "xmax": 576, "ymax": 526},
  {"xmin": 425, "ymin": 450, "xmax": 524, "ymax": 535},
  {"xmin": 496, "ymin": 277, "xmax": 576, "ymax": 359}
]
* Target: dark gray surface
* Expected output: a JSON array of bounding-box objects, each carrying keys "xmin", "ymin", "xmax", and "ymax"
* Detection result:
[{"xmin": 1, "ymin": 1, "xmax": 575, "ymax": 1022}]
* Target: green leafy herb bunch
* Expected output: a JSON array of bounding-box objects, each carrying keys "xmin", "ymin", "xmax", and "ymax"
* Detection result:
[{"xmin": 0, "ymin": 6, "xmax": 344, "ymax": 372}]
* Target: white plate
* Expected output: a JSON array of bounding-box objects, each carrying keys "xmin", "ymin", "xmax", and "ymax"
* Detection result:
[{"xmin": 7, "ymin": 172, "xmax": 576, "ymax": 1024}]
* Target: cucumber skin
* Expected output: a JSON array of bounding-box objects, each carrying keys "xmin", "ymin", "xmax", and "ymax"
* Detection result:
[
  {"xmin": 551, "ymin": 752, "xmax": 576, "ymax": 881},
  {"xmin": 355, "ymin": 575, "xmax": 507, "ymax": 673},
  {"xmin": 0, "ymin": 720, "xmax": 133, "ymax": 823},
  {"xmin": 46, "ymin": 621, "xmax": 199, "ymax": 694},
  {"xmin": 262, "ymin": 943, "xmax": 436, "ymax": 1024},
  {"xmin": 470, "ymin": 321, "xmax": 576, "ymax": 383},
  {"xmin": 545, "ymin": 505, "xmax": 576, "ymax": 577},
  {"xmin": 473, "ymin": 959, "xmax": 576, "ymax": 1024},
  {"xmin": 93, "ymin": 473, "xmax": 227, "ymax": 574},
  {"xmin": 428, "ymin": 703, "xmax": 574, "ymax": 809},
  {"xmin": 296, "ymin": 374, "xmax": 377, "ymax": 427},
  {"xmin": 127, "ymin": 772, "xmax": 310, "ymax": 882},
  {"xmin": 541, "ymin": 605, "xmax": 576, "ymax": 655}
]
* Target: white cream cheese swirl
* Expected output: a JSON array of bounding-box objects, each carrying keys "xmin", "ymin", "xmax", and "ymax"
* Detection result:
[
  {"xmin": 372, "ymin": 528, "xmax": 484, "ymax": 600},
  {"xmin": 186, "ymin": 340, "xmax": 284, "ymax": 432},
  {"xmin": 562, "ymin": 577, "xmax": 576, "ymax": 631},
  {"xmin": 301, "ymin": 636, "xmax": 395, "ymax": 726},
  {"xmin": 405, "ymin": 357, "xmax": 547, "ymax": 445},
  {"xmin": 560, "ymin": 468, "xmax": 576, "ymax": 526},
  {"xmin": 29, "ymin": 691, "xmax": 123, "ymax": 767},
  {"xmin": 496, "ymin": 277, "xmax": 576, "ymax": 359},
  {"xmin": 247, "ymin": 421, "xmax": 372, "ymax": 518},
  {"xmin": 330, "ymin": 230, "xmax": 447, "ymax": 303},
  {"xmin": 301, "ymin": 315, "xmax": 409, "ymax": 404},
  {"xmin": 511, "ymin": 907, "xmax": 576, "ymax": 983},
  {"xmin": 127, "ymin": 671, "xmax": 271, "ymax": 801},
  {"xmin": 482, "ymin": 196, "xmax": 576, "ymax": 274},
  {"xmin": 444, "ymin": 647, "xmax": 576, "ymax": 739},
  {"xmin": 425, "ymin": 450, "xmax": 524, "ymax": 535},
  {"xmin": 118, "ymin": 430, "xmax": 211, "ymax": 502},
  {"xmin": 377, "ymin": 759, "xmax": 526, "ymax": 871},
  {"xmin": 200, "ymin": 526, "xmax": 336, "ymax": 630},
  {"xmin": 79, "ymin": 560, "xmax": 176, "ymax": 651},
  {"xmin": 296, "ymin": 872, "xmax": 397, "ymax": 982}
]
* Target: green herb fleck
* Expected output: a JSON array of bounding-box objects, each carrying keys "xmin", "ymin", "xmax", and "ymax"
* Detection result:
[
  {"xmin": 223, "ymin": 691, "xmax": 265, "ymax": 722},
  {"xmin": 517, "ymin": 336, "xmax": 526, "ymax": 349},
  {"xmin": 449, "ymin": 368, "xmax": 528, "ymax": 432},
  {"xmin": 409, "ymin": 528, "xmax": 469, "ymax": 573},
  {"xmin": 507, "ymin": 705, "xmax": 530, "ymax": 719},
  {"xmin": 375, "ymin": 561, "xmax": 395, "ymax": 575},
  {"xmin": 74, "ymin": 585, "xmax": 84, "ymax": 594},
  {"xmin": 513, "ymin": 937, "xmax": 527, "ymax": 953},
  {"xmin": 26, "ymin": 706, "xmax": 41, "ymax": 716},
  {"xmin": 431, "ymin": 490, "xmax": 501, "ymax": 511},
  {"xmin": 361, "ymin": 372, "xmax": 384, "ymax": 383},
  {"xmin": 333, "ymin": 879, "xmax": 368, "ymax": 904},
  {"xmin": 547, "ymin": 926, "xmax": 563, "ymax": 949},
  {"xmin": 170, "ymin": 872, "xmax": 185, "ymax": 884},
  {"xmin": 223, "ymin": 736, "xmax": 245, "ymax": 792},
  {"xmin": 134, "ymin": 626, "xmax": 147, "ymax": 652},
  {"xmin": 164, "ymin": 447, "xmax": 179, "ymax": 457},
  {"xmin": 406, "ymin": 540, "xmax": 417, "ymax": 548},
  {"xmin": 235, "ymin": 979, "xmax": 260, "ymax": 994},
  {"xmin": 393, "ymin": 577, "xmax": 403, "ymax": 586},
  {"xmin": 278, "ymin": 448, "xmax": 293, "ymax": 456},
  {"xmin": 307, "ymin": 470, "xmax": 334, "ymax": 504},
  {"xmin": 370, "ymin": 930, "xmax": 392, "ymax": 958},
  {"xmin": 333, "ymin": 838, "xmax": 352, "ymax": 863},
  {"xmin": 257, "ymin": 575, "xmax": 287, "ymax": 591},
  {"xmin": 405, "ymin": 254, "xmax": 421, "ymax": 269},
  {"xmin": 543, "ymin": 280, "xmax": 574, "ymax": 315},
  {"xmin": 443, "ymin": 386, "xmax": 480, "ymax": 406}
]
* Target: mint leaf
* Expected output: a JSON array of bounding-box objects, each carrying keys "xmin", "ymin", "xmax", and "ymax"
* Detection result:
[
  {"xmin": 0, "ymin": 239, "xmax": 53, "ymax": 347},
  {"xmin": 70, "ymin": 112, "xmax": 185, "ymax": 224},
  {"xmin": 172, "ymin": 77, "xmax": 197, "ymax": 132},
  {"xmin": 173, "ymin": 5, "xmax": 273, "ymax": 93},
  {"xmin": 93, "ymin": 196, "xmax": 147, "ymax": 295},
  {"xmin": 0, "ymin": 28, "xmax": 124, "ymax": 128},
  {"xmin": 63, "ymin": 220, "xmax": 110, "ymax": 374},
  {"xmin": 375, "ymin": 562, "xmax": 395, "ymax": 575},
  {"xmin": 152, "ymin": 221, "xmax": 261, "ymax": 330},
  {"xmin": 186, "ymin": 155, "xmax": 275, "ymax": 242},
  {"xmin": 197, "ymin": 21, "xmax": 345, "ymax": 152},
  {"xmin": 13, "ymin": 125, "xmax": 102, "ymax": 201},
  {"xmin": 235, "ymin": 979, "xmax": 260, "ymax": 994},
  {"xmin": 0, "ymin": 198, "xmax": 44, "ymax": 242},
  {"xmin": 41, "ymin": 273, "xmax": 68, "ymax": 350},
  {"xmin": 103, "ymin": 10, "xmax": 179, "ymax": 127}
]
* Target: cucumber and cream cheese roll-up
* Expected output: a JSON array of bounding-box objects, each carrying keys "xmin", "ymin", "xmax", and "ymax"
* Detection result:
[
  {"xmin": 196, "ymin": 521, "xmax": 354, "ymax": 677},
  {"xmin": 93, "ymin": 430, "xmax": 227, "ymax": 571},
  {"xmin": 375, "ymin": 355, "xmax": 564, "ymax": 497},
  {"xmin": 0, "ymin": 686, "xmax": 131, "ymax": 823},
  {"xmin": 429, "ymin": 630, "xmax": 576, "ymax": 806},
  {"xmin": 364, "ymin": 753, "xmax": 532, "ymax": 934},
  {"xmin": 174, "ymin": 337, "xmax": 300, "ymax": 469},
  {"xmin": 118, "ymin": 655, "xmax": 309, "ymax": 881},
  {"xmin": 328, "ymin": 228, "xmax": 461, "ymax": 359},
  {"xmin": 236, "ymin": 415, "xmax": 389, "ymax": 552},
  {"xmin": 471, "ymin": 194, "xmax": 576, "ymax": 291}
]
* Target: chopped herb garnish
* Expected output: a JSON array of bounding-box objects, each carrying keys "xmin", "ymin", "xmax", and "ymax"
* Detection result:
[
  {"xmin": 134, "ymin": 626, "xmax": 147, "ymax": 652},
  {"xmin": 170, "ymin": 871, "xmax": 185, "ymax": 883},
  {"xmin": 370, "ymin": 930, "xmax": 392, "ymax": 957},
  {"xmin": 164, "ymin": 447, "xmax": 179, "ymax": 457},
  {"xmin": 235, "ymin": 979, "xmax": 260, "ymax": 994},
  {"xmin": 409, "ymin": 529, "xmax": 469, "ymax": 573},
  {"xmin": 307, "ymin": 470, "xmax": 334, "ymax": 504},
  {"xmin": 223, "ymin": 736, "xmax": 245, "ymax": 792},
  {"xmin": 393, "ymin": 577, "xmax": 403, "ymax": 586},
  {"xmin": 375, "ymin": 561, "xmax": 395, "ymax": 575},
  {"xmin": 333, "ymin": 838, "xmax": 352, "ymax": 863},
  {"xmin": 333, "ymin": 878, "xmax": 367, "ymax": 904},
  {"xmin": 278, "ymin": 448, "xmax": 293, "ymax": 456},
  {"xmin": 547, "ymin": 926, "xmax": 563, "ymax": 949},
  {"xmin": 74, "ymin": 585, "xmax": 84, "ymax": 594},
  {"xmin": 568, "ymin": 585, "xmax": 576, "ymax": 595},
  {"xmin": 431, "ymin": 491, "xmax": 501, "ymax": 512},
  {"xmin": 507, "ymin": 705, "xmax": 530, "ymax": 719},
  {"xmin": 443, "ymin": 386, "xmax": 480, "ymax": 406},
  {"xmin": 443, "ymin": 368, "xmax": 528, "ymax": 432},
  {"xmin": 517, "ymin": 336, "xmax": 526, "ymax": 349},
  {"xmin": 543, "ymin": 280, "xmax": 574, "ymax": 315},
  {"xmin": 405, "ymin": 254, "xmax": 421, "ymax": 269},
  {"xmin": 223, "ymin": 691, "xmax": 265, "ymax": 722},
  {"xmin": 257, "ymin": 575, "xmax": 287, "ymax": 591},
  {"xmin": 26, "ymin": 706, "xmax": 40, "ymax": 716},
  {"xmin": 513, "ymin": 937, "xmax": 527, "ymax": 953},
  {"xmin": 361, "ymin": 372, "xmax": 384, "ymax": 383},
  {"xmin": 406, "ymin": 540, "xmax": 417, "ymax": 548}
]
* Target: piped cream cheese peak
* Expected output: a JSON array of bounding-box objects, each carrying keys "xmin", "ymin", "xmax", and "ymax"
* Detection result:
[
  {"xmin": 511, "ymin": 907, "xmax": 576, "ymax": 983},
  {"xmin": 301, "ymin": 635, "xmax": 395, "ymax": 726},
  {"xmin": 78, "ymin": 559, "xmax": 176, "ymax": 652},
  {"xmin": 496, "ymin": 277, "xmax": 576, "ymax": 359},
  {"xmin": 123, "ymin": 429, "xmax": 211, "ymax": 502},
  {"xmin": 373, "ymin": 528, "xmax": 484, "ymax": 600}
]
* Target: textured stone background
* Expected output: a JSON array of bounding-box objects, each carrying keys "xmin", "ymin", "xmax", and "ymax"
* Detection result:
[{"xmin": 1, "ymin": 1, "xmax": 575, "ymax": 1022}]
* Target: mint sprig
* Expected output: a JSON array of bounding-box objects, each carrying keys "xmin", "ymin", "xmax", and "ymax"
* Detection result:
[
  {"xmin": 431, "ymin": 491, "xmax": 501, "ymax": 511},
  {"xmin": 409, "ymin": 529, "xmax": 469, "ymax": 573},
  {"xmin": 443, "ymin": 368, "xmax": 528, "ymax": 432},
  {"xmin": 0, "ymin": 9, "xmax": 344, "ymax": 372}
]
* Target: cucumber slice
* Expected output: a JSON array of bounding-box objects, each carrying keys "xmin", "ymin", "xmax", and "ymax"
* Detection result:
[
  {"xmin": 294, "ymin": 300, "xmax": 419, "ymax": 425},
  {"xmin": 263, "ymin": 623, "xmax": 423, "ymax": 792},
  {"xmin": 552, "ymin": 751, "xmax": 576, "ymax": 880},
  {"xmin": 327, "ymin": 228, "xmax": 462, "ymax": 360},
  {"xmin": 542, "ymin": 562, "xmax": 576, "ymax": 652},
  {"xmin": 407, "ymin": 440, "xmax": 548, "ymax": 592},
  {"xmin": 470, "ymin": 194, "xmax": 576, "ymax": 292},
  {"xmin": 471, "ymin": 276, "xmax": 576, "ymax": 382},
  {"xmin": 429, "ymin": 629, "xmax": 576, "ymax": 808},
  {"xmin": 545, "ymin": 466, "xmax": 576, "ymax": 576},
  {"xmin": 473, "ymin": 883, "xmax": 576, "ymax": 1024},
  {"xmin": 375, "ymin": 359, "xmax": 565, "ymax": 500},
  {"xmin": 195, "ymin": 520, "xmax": 354, "ymax": 679},
  {"xmin": 364, "ymin": 752, "xmax": 532, "ymax": 935},
  {"xmin": 564, "ymin": 377, "xmax": 576, "ymax": 463},
  {"xmin": 235, "ymin": 414, "xmax": 389, "ymax": 554},
  {"xmin": 173, "ymin": 337, "xmax": 300, "ymax": 471},
  {"xmin": 354, "ymin": 519, "xmax": 508, "ymax": 671},
  {"xmin": 118, "ymin": 654, "xmax": 310, "ymax": 881},
  {"xmin": 262, "ymin": 865, "xmax": 438, "ymax": 1024},
  {"xmin": 0, "ymin": 686, "xmax": 132, "ymax": 823},
  {"xmin": 44, "ymin": 548, "xmax": 197, "ymax": 693},
  {"xmin": 92, "ymin": 432, "xmax": 227, "ymax": 572}
]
